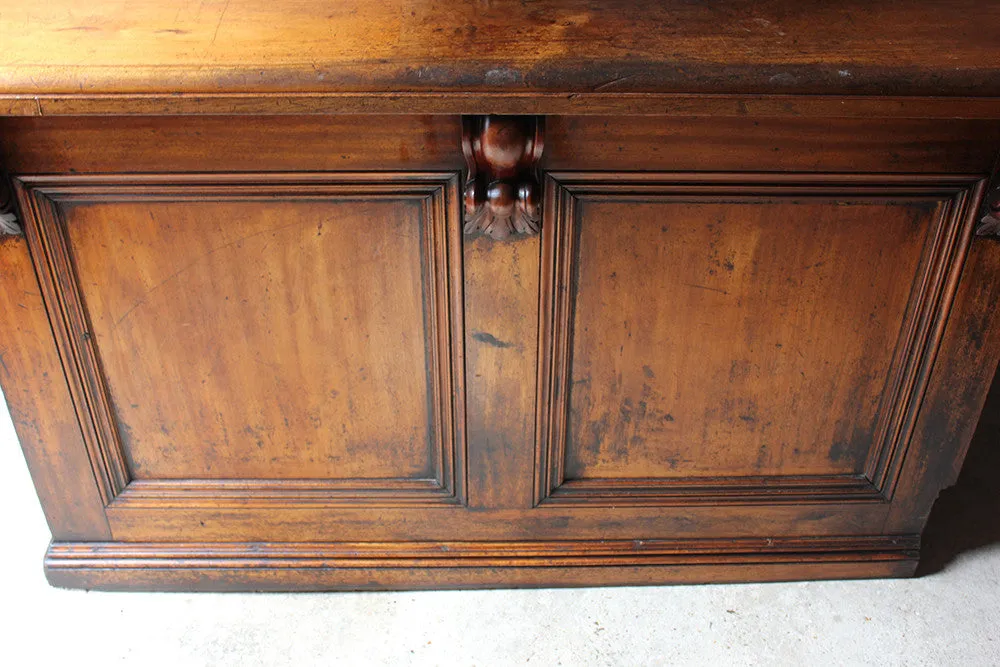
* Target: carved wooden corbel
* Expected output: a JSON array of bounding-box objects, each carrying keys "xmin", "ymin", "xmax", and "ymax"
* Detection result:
[
  {"xmin": 976, "ymin": 183, "xmax": 1000, "ymax": 237},
  {"xmin": 0, "ymin": 176, "xmax": 23, "ymax": 236},
  {"xmin": 462, "ymin": 115, "xmax": 544, "ymax": 240}
]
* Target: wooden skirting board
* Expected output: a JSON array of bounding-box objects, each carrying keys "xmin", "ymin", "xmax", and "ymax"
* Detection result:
[{"xmin": 45, "ymin": 537, "xmax": 920, "ymax": 592}]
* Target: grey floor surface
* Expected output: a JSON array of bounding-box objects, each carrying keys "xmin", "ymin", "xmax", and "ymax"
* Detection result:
[{"xmin": 2, "ymin": 381, "xmax": 999, "ymax": 666}]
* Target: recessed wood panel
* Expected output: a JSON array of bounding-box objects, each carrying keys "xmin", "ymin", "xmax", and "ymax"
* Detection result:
[
  {"xmin": 536, "ymin": 173, "xmax": 981, "ymax": 506},
  {"xmin": 15, "ymin": 173, "xmax": 466, "ymax": 507}
]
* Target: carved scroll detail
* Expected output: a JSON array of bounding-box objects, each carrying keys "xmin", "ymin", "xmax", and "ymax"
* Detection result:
[
  {"xmin": 976, "ymin": 183, "xmax": 1000, "ymax": 237},
  {"xmin": 0, "ymin": 176, "xmax": 22, "ymax": 236},
  {"xmin": 462, "ymin": 115, "xmax": 544, "ymax": 240}
]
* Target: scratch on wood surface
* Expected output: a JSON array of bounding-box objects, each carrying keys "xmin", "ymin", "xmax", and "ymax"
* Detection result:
[
  {"xmin": 210, "ymin": 0, "xmax": 232, "ymax": 46},
  {"xmin": 683, "ymin": 283, "xmax": 730, "ymax": 295},
  {"xmin": 592, "ymin": 75, "xmax": 636, "ymax": 92},
  {"xmin": 112, "ymin": 217, "xmax": 307, "ymax": 330}
]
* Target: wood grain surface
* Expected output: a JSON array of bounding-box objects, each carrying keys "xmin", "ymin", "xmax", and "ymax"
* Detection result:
[
  {"xmin": 2, "ymin": 1, "xmax": 1000, "ymax": 117},
  {"xmin": 1, "ymin": 67, "xmax": 998, "ymax": 588}
]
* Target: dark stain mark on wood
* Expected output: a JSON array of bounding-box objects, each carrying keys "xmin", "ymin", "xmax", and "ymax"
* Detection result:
[
  {"xmin": 471, "ymin": 331, "xmax": 515, "ymax": 349},
  {"xmin": 729, "ymin": 359, "xmax": 752, "ymax": 382},
  {"xmin": 828, "ymin": 439, "xmax": 851, "ymax": 463}
]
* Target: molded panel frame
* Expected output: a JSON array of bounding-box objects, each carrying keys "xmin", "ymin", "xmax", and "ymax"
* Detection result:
[
  {"xmin": 535, "ymin": 172, "xmax": 986, "ymax": 507},
  {"xmin": 13, "ymin": 172, "xmax": 468, "ymax": 510}
]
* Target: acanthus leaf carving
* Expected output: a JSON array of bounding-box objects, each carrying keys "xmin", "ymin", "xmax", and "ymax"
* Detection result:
[
  {"xmin": 0, "ymin": 175, "xmax": 23, "ymax": 236},
  {"xmin": 462, "ymin": 115, "xmax": 544, "ymax": 240},
  {"xmin": 976, "ymin": 182, "xmax": 1000, "ymax": 237}
]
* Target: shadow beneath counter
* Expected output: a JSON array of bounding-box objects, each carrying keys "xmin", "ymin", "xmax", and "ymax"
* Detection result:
[{"xmin": 918, "ymin": 367, "xmax": 1000, "ymax": 576}]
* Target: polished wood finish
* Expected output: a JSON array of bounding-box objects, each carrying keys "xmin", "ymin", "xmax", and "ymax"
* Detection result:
[
  {"xmin": 3, "ymin": 0, "xmax": 1000, "ymax": 119},
  {"xmin": 43, "ymin": 537, "xmax": 918, "ymax": 592},
  {"xmin": 6, "ymin": 94, "xmax": 1000, "ymax": 120},
  {"xmin": 4, "ymin": 116, "xmax": 1000, "ymax": 177},
  {"xmin": 2, "ymin": 1, "xmax": 1000, "ymax": 591},
  {"xmin": 0, "ymin": 229, "xmax": 112, "ymax": 540},
  {"xmin": 463, "ymin": 116, "xmax": 544, "ymax": 239},
  {"xmin": 537, "ymin": 173, "xmax": 983, "ymax": 507},
  {"xmin": 15, "ymin": 172, "xmax": 467, "ymax": 512}
]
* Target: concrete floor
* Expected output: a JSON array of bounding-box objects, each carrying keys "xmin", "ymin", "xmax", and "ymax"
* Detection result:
[{"xmin": 2, "ymin": 382, "xmax": 999, "ymax": 666}]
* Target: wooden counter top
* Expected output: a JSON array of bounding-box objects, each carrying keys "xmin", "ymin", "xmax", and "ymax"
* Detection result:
[{"xmin": 2, "ymin": 0, "xmax": 999, "ymax": 117}]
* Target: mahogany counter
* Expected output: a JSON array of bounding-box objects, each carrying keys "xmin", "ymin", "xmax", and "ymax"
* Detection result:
[{"xmin": 1, "ymin": 0, "xmax": 999, "ymax": 590}]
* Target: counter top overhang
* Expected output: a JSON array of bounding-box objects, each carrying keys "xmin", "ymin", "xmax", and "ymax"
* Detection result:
[{"xmin": 1, "ymin": 0, "xmax": 999, "ymax": 119}]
